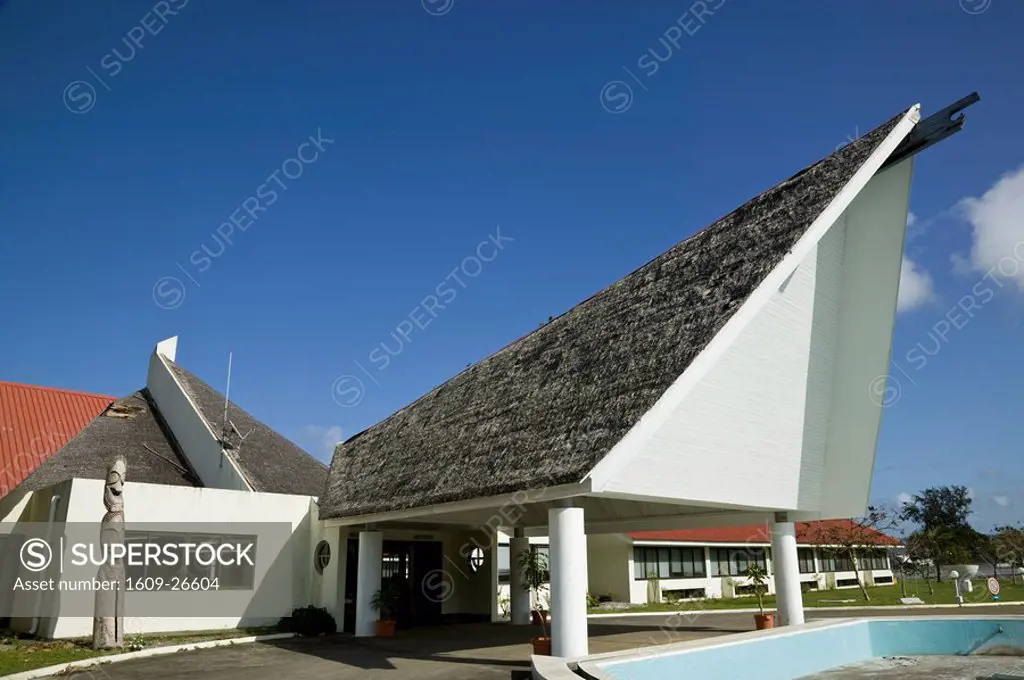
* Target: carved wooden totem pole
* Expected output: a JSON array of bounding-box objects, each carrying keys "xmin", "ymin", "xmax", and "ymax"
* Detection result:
[{"xmin": 93, "ymin": 458, "xmax": 126, "ymax": 649}]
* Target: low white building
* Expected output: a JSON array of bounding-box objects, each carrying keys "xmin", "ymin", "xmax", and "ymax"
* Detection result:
[
  {"xmin": 0, "ymin": 337, "xmax": 327, "ymax": 638},
  {"xmin": 495, "ymin": 522, "xmax": 897, "ymax": 609}
]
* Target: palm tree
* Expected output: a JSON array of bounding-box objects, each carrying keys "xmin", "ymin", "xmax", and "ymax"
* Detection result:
[{"xmin": 517, "ymin": 548, "xmax": 549, "ymax": 639}]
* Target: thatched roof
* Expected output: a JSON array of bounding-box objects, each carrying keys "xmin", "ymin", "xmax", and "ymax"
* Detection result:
[
  {"xmin": 167, "ymin": 361, "xmax": 328, "ymax": 496},
  {"xmin": 321, "ymin": 108, "xmax": 909, "ymax": 520},
  {"xmin": 20, "ymin": 390, "xmax": 200, "ymax": 492}
]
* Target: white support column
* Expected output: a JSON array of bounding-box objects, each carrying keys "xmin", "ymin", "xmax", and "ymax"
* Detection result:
[
  {"xmin": 510, "ymin": 528, "xmax": 531, "ymax": 625},
  {"xmin": 355, "ymin": 530, "xmax": 383, "ymax": 637},
  {"xmin": 770, "ymin": 514, "xmax": 805, "ymax": 626},
  {"xmin": 549, "ymin": 504, "xmax": 588, "ymax": 658}
]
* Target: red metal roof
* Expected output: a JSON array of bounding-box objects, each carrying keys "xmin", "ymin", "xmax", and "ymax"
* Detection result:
[
  {"xmin": 0, "ymin": 380, "xmax": 114, "ymax": 498},
  {"xmin": 629, "ymin": 519, "xmax": 900, "ymax": 546}
]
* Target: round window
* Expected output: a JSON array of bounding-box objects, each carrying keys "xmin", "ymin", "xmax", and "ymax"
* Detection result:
[
  {"xmin": 314, "ymin": 540, "xmax": 331, "ymax": 574},
  {"xmin": 468, "ymin": 546, "xmax": 485, "ymax": 572}
]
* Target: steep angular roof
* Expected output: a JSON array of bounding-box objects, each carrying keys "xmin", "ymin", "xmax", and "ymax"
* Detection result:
[
  {"xmin": 321, "ymin": 108, "xmax": 909, "ymax": 521},
  {"xmin": 0, "ymin": 381, "xmax": 114, "ymax": 497},
  {"xmin": 19, "ymin": 390, "xmax": 200, "ymax": 492},
  {"xmin": 166, "ymin": 361, "xmax": 327, "ymax": 496}
]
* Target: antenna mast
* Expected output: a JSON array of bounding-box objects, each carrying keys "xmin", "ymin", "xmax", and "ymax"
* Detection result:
[{"xmin": 223, "ymin": 351, "xmax": 233, "ymax": 437}]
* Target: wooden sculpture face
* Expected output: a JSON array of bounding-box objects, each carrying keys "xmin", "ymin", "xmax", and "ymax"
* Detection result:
[{"xmin": 103, "ymin": 459, "xmax": 126, "ymax": 513}]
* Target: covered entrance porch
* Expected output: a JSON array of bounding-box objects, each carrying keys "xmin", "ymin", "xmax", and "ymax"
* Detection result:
[{"xmin": 319, "ymin": 486, "xmax": 813, "ymax": 658}]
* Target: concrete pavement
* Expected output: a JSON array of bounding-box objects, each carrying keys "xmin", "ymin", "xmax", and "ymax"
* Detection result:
[{"xmin": 55, "ymin": 605, "xmax": 1024, "ymax": 680}]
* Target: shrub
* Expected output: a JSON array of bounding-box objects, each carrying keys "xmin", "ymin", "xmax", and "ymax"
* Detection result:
[
  {"xmin": 279, "ymin": 606, "xmax": 337, "ymax": 636},
  {"xmin": 586, "ymin": 591, "xmax": 600, "ymax": 608}
]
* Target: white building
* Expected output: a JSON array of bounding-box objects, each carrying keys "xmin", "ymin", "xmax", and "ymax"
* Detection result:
[
  {"xmin": 312, "ymin": 100, "xmax": 975, "ymax": 660},
  {"xmin": 1, "ymin": 97, "xmax": 976, "ymax": 658},
  {"xmin": 495, "ymin": 521, "xmax": 898, "ymax": 609},
  {"xmin": 0, "ymin": 337, "xmax": 327, "ymax": 638}
]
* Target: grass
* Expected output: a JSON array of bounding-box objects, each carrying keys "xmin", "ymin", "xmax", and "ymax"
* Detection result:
[
  {"xmin": 588, "ymin": 579, "xmax": 1024, "ymax": 615},
  {"xmin": 0, "ymin": 626, "xmax": 279, "ymax": 676}
]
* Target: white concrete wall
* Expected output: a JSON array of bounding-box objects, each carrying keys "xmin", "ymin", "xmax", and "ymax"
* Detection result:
[
  {"xmin": 146, "ymin": 351, "xmax": 250, "ymax": 492},
  {"xmin": 587, "ymin": 534, "xmax": 632, "ymax": 602},
  {"xmin": 586, "ymin": 123, "xmax": 917, "ymax": 519},
  {"xmin": 819, "ymin": 160, "xmax": 914, "ymax": 518},
  {"xmin": 0, "ymin": 489, "xmax": 33, "ymax": 524},
  {"xmin": 596, "ymin": 228, "xmax": 827, "ymax": 510},
  {"xmin": 20, "ymin": 479, "xmax": 315, "ymax": 638}
]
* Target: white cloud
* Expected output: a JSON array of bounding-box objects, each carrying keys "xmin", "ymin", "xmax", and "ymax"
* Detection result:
[
  {"xmin": 993, "ymin": 495, "xmax": 1011, "ymax": 508},
  {"xmin": 907, "ymin": 212, "xmax": 918, "ymax": 228},
  {"xmin": 897, "ymin": 257, "xmax": 935, "ymax": 312},
  {"xmin": 896, "ymin": 492, "xmax": 913, "ymax": 508},
  {"xmin": 959, "ymin": 165, "xmax": 1024, "ymax": 292},
  {"xmin": 304, "ymin": 424, "xmax": 343, "ymax": 460}
]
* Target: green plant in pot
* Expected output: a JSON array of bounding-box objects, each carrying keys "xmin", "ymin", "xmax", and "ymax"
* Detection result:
[
  {"xmin": 517, "ymin": 548, "xmax": 551, "ymax": 656},
  {"xmin": 745, "ymin": 563, "xmax": 774, "ymax": 630},
  {"xmin": 370, "ymin": 581, "xmax": 401, "ymax": 637}
]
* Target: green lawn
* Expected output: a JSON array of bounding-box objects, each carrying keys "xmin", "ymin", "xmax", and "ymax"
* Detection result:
[
  {"xmin": 0, "ymin": 627, "xmax": 278, "ymax": 676},
  {"xmin": 588, "ymin": 580, "xmax": 1024, "ymax": 615}
]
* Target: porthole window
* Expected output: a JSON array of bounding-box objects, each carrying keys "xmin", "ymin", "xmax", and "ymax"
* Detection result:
[
  {"xmin": 468, "ymin": 546, "xmax": 485, "ymax": 572},
  {"xmin": 314, "ymin": 540, "xmax": 331, "ymax": 574}
]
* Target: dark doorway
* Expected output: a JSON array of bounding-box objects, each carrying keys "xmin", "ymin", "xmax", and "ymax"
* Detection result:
[{"xmin": 342, "ymin": 538, "xmax": 444, "ymax": 633}]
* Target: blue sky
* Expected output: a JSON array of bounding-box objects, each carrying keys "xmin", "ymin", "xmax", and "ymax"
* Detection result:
[{"xmin": 1, "ymin": 1, "xmax": 1021, "ymax": 531}]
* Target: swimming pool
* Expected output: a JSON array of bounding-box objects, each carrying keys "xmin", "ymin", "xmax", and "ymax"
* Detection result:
[{"xmin": 563, "ymin": 617, "xmax": 1024, "ymax": 680}]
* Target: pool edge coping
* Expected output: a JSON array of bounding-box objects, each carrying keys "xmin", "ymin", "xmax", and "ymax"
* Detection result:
[{"xmin": 576, "ymin": 615, "xmax": 1024, "ymax": 679}]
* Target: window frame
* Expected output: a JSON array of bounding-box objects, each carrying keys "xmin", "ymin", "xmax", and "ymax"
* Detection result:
[{"xmin": 633, "ymin": 546, "xmax": 706, "ymax": 580}]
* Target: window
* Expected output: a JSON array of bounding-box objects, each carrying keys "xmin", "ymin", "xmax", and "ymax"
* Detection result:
[
  {"xmin": 532, "ymin": 545, "xmax": 550, "ymax": 582},
  {"xmin": 314, "ymin": 540, "xmax": 331, "ymax": 575},
  {"xmin": 709, "ymin": 547, "xmax": 767, "ymax": 577},
  {"xmin": 467, "ymin": 547, "xmax": 485, "ymax": 572},
  {"xmin": 798, "ymin": 548, "xmax": 816, "ymax": 574},
  {"xmin": 819, "ymin": 552, "xmax": 855, "ymax": 572},
  {"xmin": 860, "ymin": 549, "xmax": 889, "ymax": 570},
  {"xmin": 633, "ymin": 547, "xmax": 706, "ymax": 580},
  {"xmin": 498, "ymin": 545, "xmax": 510, "ymax": 584},
  {"xmin": 663, "ymin": 588, "xmax": 706, "ymax": 599},
  {"xmin": 125, "ymin": 531, "xmax": 257, "ymax": 590}
]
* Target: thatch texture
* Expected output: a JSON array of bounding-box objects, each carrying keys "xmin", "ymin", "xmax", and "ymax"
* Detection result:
[
  {"xmin": 21, "ymin": 391, "xmax": 200, "ymax": 491},
  {"xmin": 167, "ymin": 362, "xmax": 328, "ymax": 496},
  {"xmin": 321, "ymin": 109, "xmax": 909, "ymax": 520}
]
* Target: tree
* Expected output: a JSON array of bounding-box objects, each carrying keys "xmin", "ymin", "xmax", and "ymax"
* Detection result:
[
  {"xmin": 991, "ymin": 525, "xmax": 1024, "ymax": 584},
  {"xmin": 903, "ymin": 530, "xmax": 938, "ymax": 596},
  {"xmin": 802, "ymin": 506, "xmax": 899, "ymax": 602},
  {"xmin": 899, "ymin": 486, "xmax": 975, "ymax": 581}
]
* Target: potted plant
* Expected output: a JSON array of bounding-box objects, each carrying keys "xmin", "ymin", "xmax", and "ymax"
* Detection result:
[
  {"xmin": 745, "ymin": 564, "xmax": 774, "ymax": 630},
  {"xmin": 517, "ymin": 548, "xmax": 551, "ymax": 656},
  {"xmin": 370, "ymin": 582, "xmax": 401, "ymax": 637}
]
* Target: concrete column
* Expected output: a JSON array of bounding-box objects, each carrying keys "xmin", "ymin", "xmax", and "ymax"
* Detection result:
[
  {"xmin": 354, "ymin": 530, "xmax": 383, "ymax": 637},
  {"xmin": 549, "ymin": 505, "xmax": 588, "ymax": 658},
  {"xmin": 770, "ymin": 514, "xmax": 805, "ymax": 626},
  {"xmin": 510, "ymin": 528, "xmax": 531, "ymax": 625}
]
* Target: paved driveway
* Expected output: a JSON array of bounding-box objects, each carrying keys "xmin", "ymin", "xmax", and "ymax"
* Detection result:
[{"xmin": 60, "ymin": 606, "xmax": 1024, "ymax": 680}]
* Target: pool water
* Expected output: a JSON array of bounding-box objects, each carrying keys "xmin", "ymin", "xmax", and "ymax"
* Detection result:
[{"xmin": 581, "ymin": 618, "xmax": 1024, "ymax": 680}]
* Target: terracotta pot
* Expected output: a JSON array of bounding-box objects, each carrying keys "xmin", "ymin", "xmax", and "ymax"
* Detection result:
[
  {"xmin": 531, "ymin": 636, "xmax": 552, "ymax": 656},
  {"xmin": 754, "ymin": 614, "xmax": 775, "ymax": 630},
  {"xmin": 375, "ymin": 619, "xmax": 397, "ymax": 637}
]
